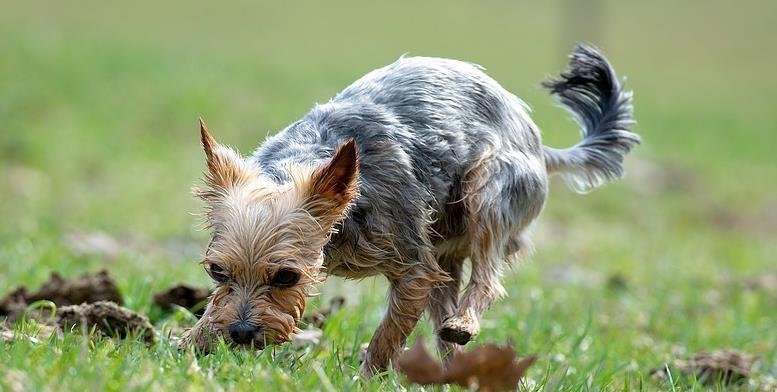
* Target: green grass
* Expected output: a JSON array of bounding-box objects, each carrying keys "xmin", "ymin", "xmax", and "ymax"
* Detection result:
[{"xmin": 1, "ymin": 0, "xmax": 776, "ymax": 390}]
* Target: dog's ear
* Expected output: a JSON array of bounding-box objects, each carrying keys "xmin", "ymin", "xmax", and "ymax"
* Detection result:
[
  {"xmin": 198, "ymin": 118, "xmax": 254, "ymax": 194},
  {"xmin": 304, "ymin": 139, "xmax": 360, "ymax": 228}
]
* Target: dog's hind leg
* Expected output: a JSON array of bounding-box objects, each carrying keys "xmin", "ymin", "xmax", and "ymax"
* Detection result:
[
  {"xmin": 428, "ymin": 253, "xmax": 464, "ymax": 359},
  {"xmin": 439, "ymin": 154, "xmax": 547, "ymax": 345},
  {"xmin": 438, "ymin": 235, "xmax": 504, "ymax": 345}
]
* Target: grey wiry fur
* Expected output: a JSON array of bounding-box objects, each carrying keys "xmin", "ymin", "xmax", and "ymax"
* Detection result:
[
  {"xmin": 195, "ymin": 44, "xmax": 639, "ymax": 375},
  {"xmin": 542, "ymin": 44, "xmax": 641, "ymax": 193}
]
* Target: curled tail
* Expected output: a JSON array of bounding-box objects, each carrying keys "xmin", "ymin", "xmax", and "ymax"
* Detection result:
[{"xmin": 542, "ymin": 44, "xmax": 641, "ymax": 193}]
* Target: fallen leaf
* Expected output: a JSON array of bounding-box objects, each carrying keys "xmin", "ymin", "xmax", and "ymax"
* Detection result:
[
  {"xmin": 396, "ymin": 338, "xmax": 445, "ymax": 384},
  {"xmin": 396, "ymin": 337, "xmax": 536, "ymax": 391},
  {"xmin": 446, "ymin": 344, "xmax": 537, "ymax": 391}
]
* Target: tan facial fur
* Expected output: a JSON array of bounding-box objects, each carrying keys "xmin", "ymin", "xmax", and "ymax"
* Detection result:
[{"xmin": 186, "ymin": 120, "xmax": 358, "ymax": 351}]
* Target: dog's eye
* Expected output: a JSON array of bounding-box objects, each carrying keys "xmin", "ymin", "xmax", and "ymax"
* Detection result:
[
  {"xmin": 207, "ymin": 263, "xmax": 229, "ymax": 283},
  {"xmin": 271, "ymin": 269, "xmax": 300, "ymax": 288}
]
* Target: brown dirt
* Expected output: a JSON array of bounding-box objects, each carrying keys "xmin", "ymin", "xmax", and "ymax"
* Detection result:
[
  {"xmin": 56, "ymin": 301, "xmax": 155, "ymax": 344},
  {"xmin": 153, "ymin": 284, "xmax": 211, "ymax": 316},
  {"xmin": 0, "ymin": 288, "xmax": 29, "ymax": 320},
  {"xmin": 0, "ymin": 270, "xmax": 154, "ymax": 345},
  {"xmin": 0, "ymin": 270, "xmax": 123, "ymax": 321},
  {"xmin": 651, "ymin": 350, "xmax": 759, "ymax": 386}
]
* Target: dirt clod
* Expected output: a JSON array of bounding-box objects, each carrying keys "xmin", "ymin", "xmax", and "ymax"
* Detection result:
[
  {"xmin": 396, "ymin": 337, "xmax": 536, "ymax": 391},
  {"xmin": 0, "ymin": 270, "xmax": 123, "ymax": 321},
  {"xmin": 56, "ymin": 301, "xmax": 155, "ymax": 344},
  {"xmin": 29, "ymin": 270, "xmax": 123, "ymax": 306},
  {"xmin": 651, "ymin": 350, "xmax": 759, "ymax": 386},
  {"xmin": 0, "ymin": 288, "xmax": 30, "ymax": 320},
  {"xmin": 153, "ymin": 284, "xmax": 211, "ymax": 316}
]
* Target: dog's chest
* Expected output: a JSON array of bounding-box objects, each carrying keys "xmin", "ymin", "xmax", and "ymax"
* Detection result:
[{"xmin": 322, "ymin": 243, "xmax": 379, "ymax": 280}]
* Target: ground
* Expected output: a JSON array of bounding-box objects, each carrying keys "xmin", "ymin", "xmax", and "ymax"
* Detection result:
[{"xmin": 1, "ymin": 1, "xmax": 776, "ymax": 390}]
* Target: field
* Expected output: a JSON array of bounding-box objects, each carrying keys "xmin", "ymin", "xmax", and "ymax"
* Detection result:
[{"xmin": 1, "ymin": 0, "xmax": 776, "ymax": 390}]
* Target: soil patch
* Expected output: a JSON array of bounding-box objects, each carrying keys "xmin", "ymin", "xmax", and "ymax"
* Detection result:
[
  {"xmin": 0, "ymin": 270, "xmax": 122, "ymax": 321},
  {"xmin": 153, "ymin": 284, "xmax": 211, "ymax": 316},
  {"xmin": 651, "ymin": 350, "xmax": 759, "ymax": 386},
  {"xmin": 56, "ymin": 301, "xmax": 155, "ymax": 344}
]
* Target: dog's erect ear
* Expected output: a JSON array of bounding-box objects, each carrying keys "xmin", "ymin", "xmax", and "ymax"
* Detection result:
[
  {"xmin": 304, "ymin": 139, "xmax": 360, "ymax": 228},
  {"xmin": 198, "ymin": 118, "xmax": 254, "ymax": 193},
  {"xmin": 200, "ymin": 118, "xmax": 220, "ymax": 172}
]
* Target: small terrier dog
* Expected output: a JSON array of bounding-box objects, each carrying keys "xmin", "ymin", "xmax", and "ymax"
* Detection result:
[{"xmin": 186, "ymin": 44, "xmax": 640, "ymax": 375}]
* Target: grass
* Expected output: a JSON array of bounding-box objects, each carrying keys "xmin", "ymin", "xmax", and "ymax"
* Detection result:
[{"xmin": 1, "ymin": 0, "xmax": 776, "ymax": 390}]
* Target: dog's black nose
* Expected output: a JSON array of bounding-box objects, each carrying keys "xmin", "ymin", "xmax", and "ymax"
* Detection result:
[{"xmin": 228, "ymin": 322, "xmax": 260, "ymax": 345}]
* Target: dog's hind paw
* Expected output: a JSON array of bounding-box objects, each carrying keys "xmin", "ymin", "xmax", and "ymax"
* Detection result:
[{"xmin": 438, "ymin": 316, "xmax": 479, "ymax": 345}]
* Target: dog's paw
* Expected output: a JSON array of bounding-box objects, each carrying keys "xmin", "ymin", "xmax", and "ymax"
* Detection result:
[{"xmin": 438, "ymin": 316, "xmax": 479, "ymax": 345}]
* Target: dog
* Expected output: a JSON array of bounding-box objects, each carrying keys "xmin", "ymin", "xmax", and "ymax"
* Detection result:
[{"xmin": 185, "ymin": 44, "xmax": 640, "ymax": 376}]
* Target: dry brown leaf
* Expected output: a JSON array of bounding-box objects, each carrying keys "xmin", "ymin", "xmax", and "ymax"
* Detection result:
[
  {"xmin": 397, "ymin": 337, "xmax": 536, "ymax": 391},
  {"xmin": 396, "ymin": 338, "xmax": 445, "ymax": 384},
  {"xmin": 651, "ymin": 350, "xmax": 759, "ymax": 386},
  {"xmin": 446, "ymin": 344, "xmax": 537, "ymax": 391}
]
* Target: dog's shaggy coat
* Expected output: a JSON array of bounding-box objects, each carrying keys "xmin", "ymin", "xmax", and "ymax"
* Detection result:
[{"xmin": 187, "ymin": 44, "xmax": 640, "ymax": 375}]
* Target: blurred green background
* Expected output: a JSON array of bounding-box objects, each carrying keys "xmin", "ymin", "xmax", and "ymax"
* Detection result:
[{"xmin": 1, "ymin": 0, "xmax": 775, "ymax": 389}]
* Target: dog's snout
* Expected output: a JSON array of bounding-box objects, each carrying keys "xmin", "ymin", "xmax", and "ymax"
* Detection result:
[{"xmin": 228, "ymin": 322, "xmax": 261, "ymax": 345}]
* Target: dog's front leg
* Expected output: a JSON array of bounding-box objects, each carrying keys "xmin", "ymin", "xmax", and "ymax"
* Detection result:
[
  {"xmin": 361, "ymin": 273, "xmax": 432, "ymax": 377},
  {"xmin": 181, "ymin": 303, "xmax": 219, "ymax": 353}
]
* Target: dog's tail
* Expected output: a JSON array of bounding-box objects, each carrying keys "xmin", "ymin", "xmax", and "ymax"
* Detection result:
[{"xmin": 542, "ymin": 44, "xmax": 641, "ymax": 193}]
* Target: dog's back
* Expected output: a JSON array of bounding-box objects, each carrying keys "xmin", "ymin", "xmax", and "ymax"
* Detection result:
[
  {"xmin": 252, "ymin": 56, "xmax": 549, "ymax": 277},
  {"xmin": 334, "ymin": 56, "xmax": 542, "ymax": 154}
]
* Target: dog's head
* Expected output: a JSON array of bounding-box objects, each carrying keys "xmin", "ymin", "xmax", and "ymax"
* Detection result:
[{"xmin": 188, "ymin": 120, "xmax": 358, "ymax": 350}]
